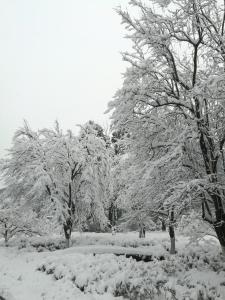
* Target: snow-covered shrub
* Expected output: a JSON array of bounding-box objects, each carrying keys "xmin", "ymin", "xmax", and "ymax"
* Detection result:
[
  {"xmin": 37, "ymin": 244, "xmax": 225, "ymax": 300},
  {"xmin": 14, "ymin": 232, "xmax": 170, "ymax": 252},
  {"xmin": 37, "ymin": 254, "xmax": 166, "ymax": 299},
  {"xmin": 16, "ymin": 236, "xmax": 67, "ymax": 251},
  {"xmin": 70, "ymin": 232, "xmax": 169, "ymax": 250}
]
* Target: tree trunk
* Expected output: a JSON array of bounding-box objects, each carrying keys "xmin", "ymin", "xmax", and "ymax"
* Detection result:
[
  {"xmin": 214, "ymin": 221, "xmax": 225, "ymax": 255},
  {"xmin": 198, "ymin": 129, "xmax": 225, "ymax": 254},
  {"xmin": 169, "ymin": 225, "xmax": 175, "ymax": 254},
  {"xmin": 205, "ymin": 189, "xmax": 225, "ymax": 255},
  {"xmin": 139, "ymin": 228, "xmax": 143, "ymax": 238},
  {"xmin": 63, "ymin": 222, "xmax": 72, "ymax": 248},
  {"xmin": 161, "ymin": 220, "xmax": 166, "ymax": 231},
  {"xmin": 4, "ymin": 225, "xmax": 9, "ymax": 247},
  {"xmin": 195, "ymin": 97, "xmax": 225, "ymax": 254},
  {"xmin": 139, "ymin": 225, "xmax": 145, "ymax": 238},
  {"xmin": 63, "ymin": 182, "xmax": 73, "ymax": 248},
  {"xmin": 202, "ymin": 195, "xmax": 225, "ymax": 255},
  {"xmin": 169, "ymin": 207, "xmax": 176, "ymax": 254},
  {"xmin": 65, "ymin": 236, "xmax": 70, "ymax": 248},
  {"xmin": 109, "ymin": 202, "xmax": 117, "ymax": 227},
  {"xmin": 4, "ymin": 232, "xmax": 9, "ymax": 247}
]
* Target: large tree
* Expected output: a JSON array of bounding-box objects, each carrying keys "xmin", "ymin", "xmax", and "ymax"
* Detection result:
[
  {"xmin": 1, "ymin": 121, "xmax": 110, "ymax": 247},
  {"xmin": 108, "ymin": 0, "xmax": 225, "ymax": 253}
]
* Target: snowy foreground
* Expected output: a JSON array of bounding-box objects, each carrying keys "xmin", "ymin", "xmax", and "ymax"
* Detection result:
[{"xmin": 0, "ymin": 232, "xmax": 225, "ymax": 300}]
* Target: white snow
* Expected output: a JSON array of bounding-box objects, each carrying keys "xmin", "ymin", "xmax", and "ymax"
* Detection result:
[
  {"xmin": 0, "ymin": 246, "xmax": 122, "ymax": 300},
  {"xmin": 0, "ymin": 231, "xmax": 224, "ymax": 300}
]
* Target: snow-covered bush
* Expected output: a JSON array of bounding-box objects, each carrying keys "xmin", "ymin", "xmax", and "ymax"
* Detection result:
[
  {"xmin": 70, "ymin": 233, "xmax": 166, "ymax": 248},
  {"xmin": 13, "ymin": 232, "xmax": 169, "ymax": 252},
  {"xmin": 37, "ymin": 244, "xmax": 225, "ymax": 300},
  {"xmin": 16, "ymin": 236, "xmax": 67, "ymax": 252}
]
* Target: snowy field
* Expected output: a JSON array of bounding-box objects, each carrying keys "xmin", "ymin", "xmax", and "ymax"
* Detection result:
[{"xmin": 0, "ymin": 231, "xmax": 225, "ymax": 300}]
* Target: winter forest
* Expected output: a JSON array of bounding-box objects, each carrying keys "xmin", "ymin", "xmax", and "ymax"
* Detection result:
[{"xmin": 1, "ymin": 0, "xmax": 225, "ymax": 299}]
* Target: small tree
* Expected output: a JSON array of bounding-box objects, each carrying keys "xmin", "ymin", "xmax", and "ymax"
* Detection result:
[{"xmin": 0, "ymin": 202, "xmax": 39, "ymax": 246}]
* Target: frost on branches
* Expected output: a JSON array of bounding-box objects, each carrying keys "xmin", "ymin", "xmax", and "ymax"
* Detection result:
[
  {"xmin": 0, "ymin": 121, "xmax": 111, "ymax": 247},
  {"xmin": 0, "ymin": 196, "xmax": 39, "ymax": 246},
  {"xmin": 108, "ymin": 0, "xmax": 225, "ymax": 254}
]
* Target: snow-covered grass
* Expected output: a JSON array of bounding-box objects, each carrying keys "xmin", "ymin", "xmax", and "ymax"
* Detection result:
[
  {"xmin": 7, "ymin": 231, "xmax": 188, "ymax": 253},
  {"xmin": 71, "ymin": 231, "xmax": 172, "ymax": 248},
  {"xmin": 0, "ymin": 231, "xmax": 224, "ymax": 300}
]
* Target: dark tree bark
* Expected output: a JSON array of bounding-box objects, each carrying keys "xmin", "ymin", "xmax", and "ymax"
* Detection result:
[
  {"xmin": 214, "ymin": 221, "xmax": 225, "ymax": 255},
  {"xmin": 139, "ymin": 225, "xmax": 145, "ymax": 238},
  {"xmin": 109, "ymin": 201, "xmax": 117, "ymax": 227},
  {"xmin": 63, "ymin": 221, "xmax": 72, "ymax": 248},
  {"xmin": 195, "ymin": 96, "xmax": 225, "ymax": 255},
  {"xmin": 201, "ymin": 145, "xmax": 225, "ymax": 252},
  {"xmin": 169, "ymin": 208, "xmax": 175, "ymax": 254},
  {"xmin": 161, "ymin": 220, "xmax": 166, "ymax": 231},
  {"xmin": 210, "ymin": 189, "xmax": 225, "ymax": 254},
  {"xmin": 3, "ymin": 225, "xmax": 9, "ymax": 247},
  {"xmin": 63, "ymin": 182, "xmax": 73, "ymax": 248}
]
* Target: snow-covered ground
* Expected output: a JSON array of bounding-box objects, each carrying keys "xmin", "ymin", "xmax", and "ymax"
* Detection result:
[
  {"xmin": 0, "ymin": 246, "xmax": 122, "ymax": 300},
  {"xmin": 0, "ymin": 231, "xmax": 224, "ymax": 300}
]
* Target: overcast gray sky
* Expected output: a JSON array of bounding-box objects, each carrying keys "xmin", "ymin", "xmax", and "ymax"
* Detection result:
[{"xmin": 0, "ymin": 0, "xmax": 131, "ymax": 157}]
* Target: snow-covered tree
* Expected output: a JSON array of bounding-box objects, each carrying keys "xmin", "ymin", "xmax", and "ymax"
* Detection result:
[
  {"xmin": 0, "ymin": 197, "xmax": 39, "ymax": 246},
  {"xmin": 78, "ymin": 121, "xmax": 111, "ymax": 231},
  {"xmin": 1, "ymin": 121, "xmax": 110, "ymax": 247},
  {"xmin": 108, "ymin": 0, "xmax": 225, "ymax": 254},
  {"xmin": 179, "ymin": 210, "xmax": 216, "ymax": 241},
  {"xmin": 106, "ymin": 127, "xmax": 133, "ymax": 231}
]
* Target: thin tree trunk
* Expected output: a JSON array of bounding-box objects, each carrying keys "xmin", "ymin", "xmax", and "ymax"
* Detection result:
[
  {"xmin": 169, "ymin": 208, "xmax": 176, "ymax": 254},
  {"xmin": 169, "ymin": 225, "xmax": 175, "ymax": 254},
  {"xmin": 109, "ymin": 201, "xmax": 117, "ymax": 227},
  {"xmin": 139, "ymin": 228, "xmax": 142, "ymax": 238},
  {"xmin": 4, "ymin": 225, "xmax": 8, "ymax": 247},
  {"xmin": 4, "ymin": 235, "xmax": 8, "ymax": 247},
  {"xmin": 63, "ymin": 182, "xmax": 73, "ymax": 248},
  {"xmin": 63, "ymin": 222, "xmax": 72, "ymax": 248},
  {"xmin": 161, "ymin": 220, "xmax": 166, "ymax": 231},
  {"xmin": 139, "ymin": 225, "xmax": 145, "ymax": 238}
]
